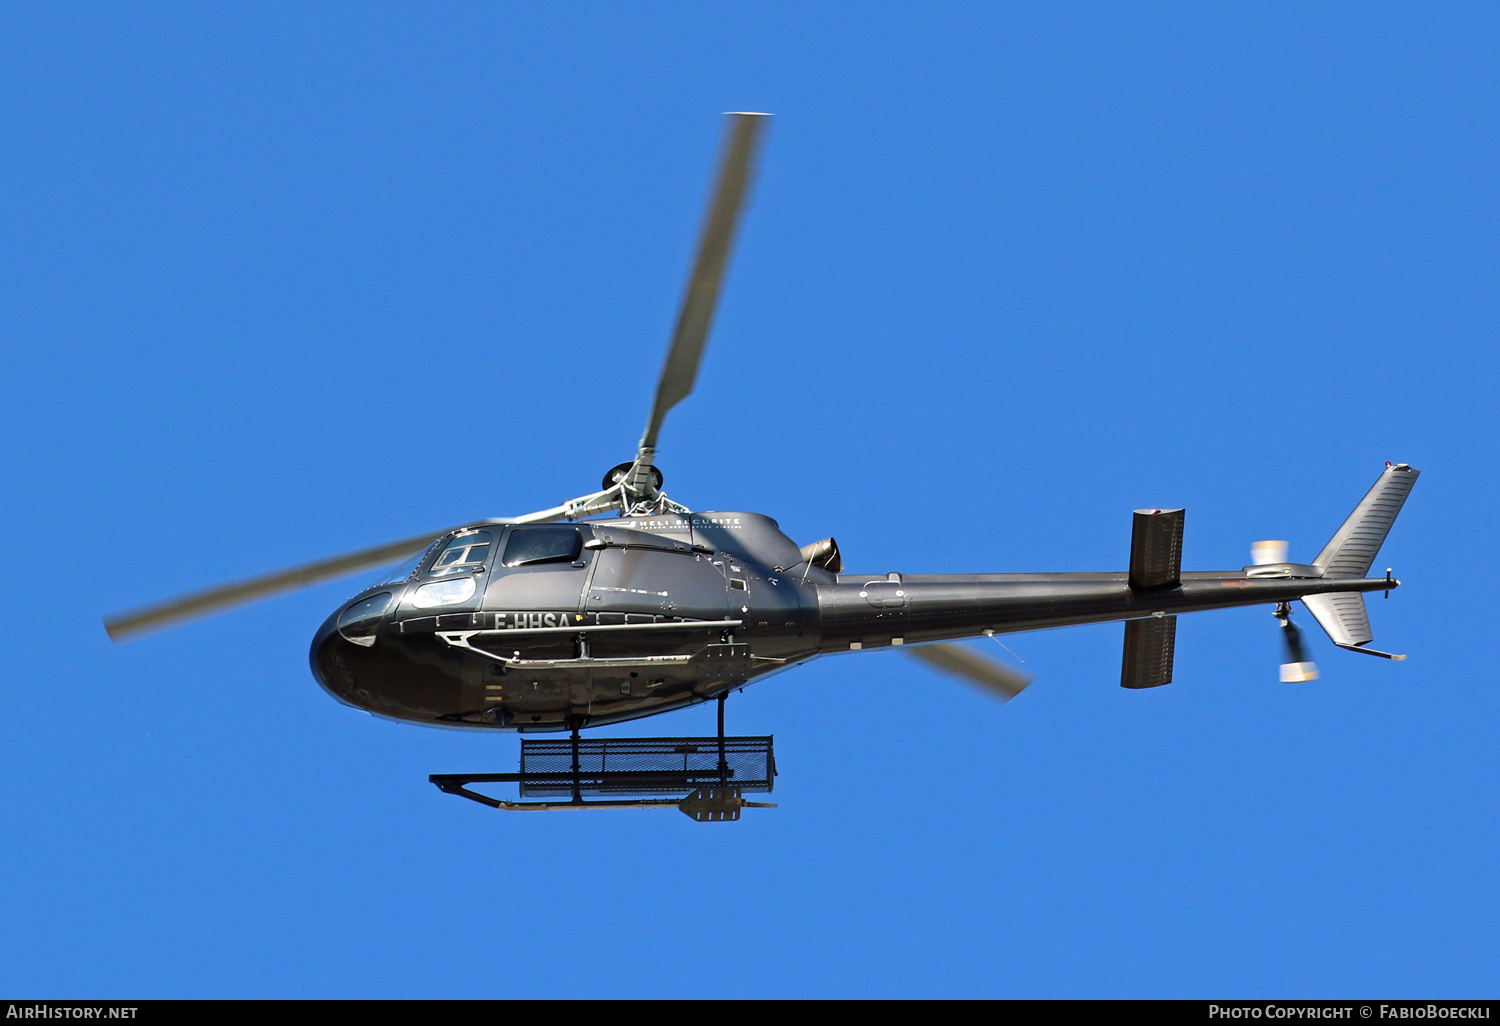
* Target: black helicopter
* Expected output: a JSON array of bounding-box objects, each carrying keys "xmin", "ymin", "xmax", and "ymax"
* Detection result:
[{"xmin": 107, "ymin": 113, "xmax": 1418, "ymax": 820}]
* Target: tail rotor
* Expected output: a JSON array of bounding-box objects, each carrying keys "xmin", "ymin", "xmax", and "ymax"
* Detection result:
[{"xmin": 1275, "ymin": 601, "xmax": 1319, "ymax": 683}]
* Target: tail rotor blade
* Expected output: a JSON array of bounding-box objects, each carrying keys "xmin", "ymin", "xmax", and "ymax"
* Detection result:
[
  {"xmin": 1278, "ymin": 616, "xmax": 1319, "ymax": 683},
  {"xmin": 639, "ymin": 112, "xmax": 770, "ymax": 459},
  {"xmin": 907, "ymin": 642, "xmax": 1035, "ymax": 702}
]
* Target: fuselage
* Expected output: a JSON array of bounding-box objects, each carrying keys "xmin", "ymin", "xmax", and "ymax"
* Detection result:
[{"xmin": 310, "ymin": 511, "xmax": 1392, "ymax": 731}]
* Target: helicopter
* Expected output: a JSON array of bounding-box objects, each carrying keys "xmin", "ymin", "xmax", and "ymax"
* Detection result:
[{"xmin": 106, "ymin": 113, "xmax": 1419, "ymax": 820}]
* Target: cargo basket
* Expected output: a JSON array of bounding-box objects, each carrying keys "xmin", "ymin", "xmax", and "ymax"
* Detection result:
[{"xmin": 518, "ymin": 736, "xmax": 774, "ymax": 797}]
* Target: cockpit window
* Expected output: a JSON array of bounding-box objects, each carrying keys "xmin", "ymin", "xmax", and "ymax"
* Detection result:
[
  {"xmin": 502, "ymin": 526, "xmax": 582, "ymax": 567},
  {"xmin": 429, "ymin": 531, "xmax": 493, "ymax": 577}
]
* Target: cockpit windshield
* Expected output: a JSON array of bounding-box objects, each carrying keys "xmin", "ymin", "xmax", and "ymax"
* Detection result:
[
  {"xmin": 429, "ymin": 531, "xmax": 493, "ymax": 577},
  {"xmin": 369, "ymin": 537, "xmax": 444, "ymax": 587}
]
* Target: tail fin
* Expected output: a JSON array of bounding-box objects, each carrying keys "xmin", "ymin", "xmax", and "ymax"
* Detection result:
[
  {"xmin": 1301, "ymin": 592, "xmax": 1397, "ymax": 654},
  {"xmin": 1312, "ymin": 463, "xmax": 1419, "ymax": 578},
  {"xmin": 1303, "ymin": 462, "xmax": 1418, "ymax": 660}
]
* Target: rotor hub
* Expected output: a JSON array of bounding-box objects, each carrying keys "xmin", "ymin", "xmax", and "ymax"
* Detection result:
[{"xmin": 602, "ymin": 462, "xmax": 664, "ymax": 494}]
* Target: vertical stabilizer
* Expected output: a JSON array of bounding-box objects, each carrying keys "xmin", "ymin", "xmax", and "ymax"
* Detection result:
[
  {"xmin": 1303, "ymin": 463, "xmax": 1417, "ymax": 661},
  {"xmin": 1301, "ymin": 592, "xmax": 1372, "ymax": 647},
  {"xmin": 1313, "ymin": 464, "xmax": 1419, "ymax": 578}
]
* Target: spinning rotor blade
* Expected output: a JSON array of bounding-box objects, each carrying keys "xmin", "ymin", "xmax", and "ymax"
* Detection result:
[
  {"xmin": 639, "ymin": 112, "xmax": 770, "ymax": 457},
  {"xmin": 110, "ymin": 115, "xmax": 775, "ymax": 642},
  {"xmin": 1278, "ymin": 614, "xmax": 1319, "ymax": 683},
  {"xmin": 103, "ymin": 528, "xmax": 459, "ymax": 643},
  {"xmin": 104, "ymin": 480, "xmax": 625, "ymax": 642},
  {"xmin": 907, "ymin": 642, "xmax": 1035, "ymax": 702},
  {"xmin": 104, "ymin": 495, "xmax": 583, "ymax": 642}
]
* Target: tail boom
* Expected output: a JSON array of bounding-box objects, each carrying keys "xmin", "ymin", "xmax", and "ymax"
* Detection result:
[{"xmin": 815, "ymin": 571, "xmax": 1392, "ymax": 651}]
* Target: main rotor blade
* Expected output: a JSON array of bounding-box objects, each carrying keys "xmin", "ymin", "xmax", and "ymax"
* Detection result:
[
  {"xmin": 104, "ymin": 486, "xmax": 624, "ymax": 644},
  {"xmin": 104, "ymin": 528, "xmax": 460, "ymax": 643},
  {"xmin": 906, "ymin": 642, "xmax": 1035, "ymax": 702},
  {"xmin": 639, "ymin": 112, "xmax": 770, "ymax": 456}
]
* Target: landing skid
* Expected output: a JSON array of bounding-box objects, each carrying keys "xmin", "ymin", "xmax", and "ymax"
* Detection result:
[
  {"xmin": 430, "ymin": 695, "xmax": 777, "ymax": 822},
  {"xmin": 428, "ymin": 777, "xmax": 775, "ymax": 821}
]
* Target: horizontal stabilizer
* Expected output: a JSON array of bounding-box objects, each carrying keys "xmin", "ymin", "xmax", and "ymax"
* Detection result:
[
  {"xmin": 1129, "ymin": 509, "xmax": 1184, "ymax": 590},
  {"xmin": 1121, "ymin": 615, "xmax": 1176, "ymax": 688}
]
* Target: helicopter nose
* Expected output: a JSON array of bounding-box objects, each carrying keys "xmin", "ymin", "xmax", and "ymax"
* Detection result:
[
  {"xmin": 308, "ymin": 609, "xmax": 373, "ymax": 709},
  {"xmin": 309, "ymin": 612, "xmax": 345, "ymax": 689}
]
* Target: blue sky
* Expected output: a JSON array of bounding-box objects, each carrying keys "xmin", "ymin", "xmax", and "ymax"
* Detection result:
[{"xmin": 1, "ymin": 3, "xmax": 1496, "ymax": 998}]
